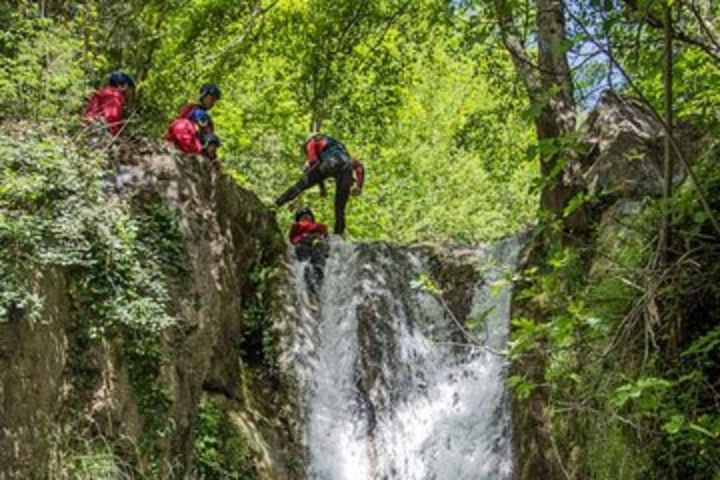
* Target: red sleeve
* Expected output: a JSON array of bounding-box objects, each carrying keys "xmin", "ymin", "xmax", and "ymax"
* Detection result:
[
  {"xmin": 104, "ymin": 92, "xmax": 126, "ymax": 136},
  {"xmin": 305, "ymin": 137, "xmax": 328, "ymax": 164},
  {"xmin": 84, "ymin": 91, "xmax": 101, "ymax": 119},
  {"xmin": 177, "ymin": 103, "xmax": 196, "ymax": 119},
  {"xmin": 289, "ymin": 222, "xmax": 303, "ymax": 244},
  {"xmin": 304, "ymin": 140, "xmax": 318, "ymax": 163},
  {"xmin": 167, "ymin": 119, "xmax": 202, "ymax": 154},
  {"xmin": 353, "ymin": 159, "xmax": 364, "ymax": 190},
  {"xmin": 179, "ymin": 126, "xmax": 202, "ymax": 154},
  {"xmin": 190, "ymin": 135, "xmax": 203, "ymax": 154}
]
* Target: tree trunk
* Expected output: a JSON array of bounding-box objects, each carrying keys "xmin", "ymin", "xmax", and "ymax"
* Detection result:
[
  {"xmin": 535, "ymin": 0, "xmax": 577, "ymax": 215},
  {"xmin": 493, "ymin": 1, "xmax": 577, "ymax": 478},
  {"xmin": 510, "ymin": 239, "xmax": 563, "ymax": 480},
  {"xmin": 495, "ymin": 0, "xmax": 576, "ymax": 216}
]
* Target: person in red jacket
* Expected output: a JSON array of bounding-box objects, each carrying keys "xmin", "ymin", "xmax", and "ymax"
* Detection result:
[
  {"xmin": 176, "ymin": 83, "xmax": 221, "ymax": 133},
  {"xmin": 290, "ymin": 206, "xmax": 328, "ymax": 245},
  {"xmin": 275, "ymin": 134, "xmax": 364, "ymax": 236},
  {"xmin": 290, "ymin": 206, "xmax": 329, "ymax": 293},
  {"xmin": 165, "ymin": 109, "xmax": 211, "ymax": 155},
  {"xmin": 83, "ymin": 71, "xmax": 135, "ymax": 136}
]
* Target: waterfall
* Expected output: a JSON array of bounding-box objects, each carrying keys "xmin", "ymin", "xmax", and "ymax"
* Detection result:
[{"xmin": 282, "ymin": 238, "xmax": 521, "ymax": 480}]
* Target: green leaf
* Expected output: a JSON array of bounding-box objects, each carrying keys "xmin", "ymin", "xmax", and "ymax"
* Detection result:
[
  {"xmin": 507, "ymin": 375, "xmax": 533, "ymax": 400},
  {"xmin": 663, "ymin": 415, "xmax": 685, "ymax": 435},
  {"xmin": 683, "ymin": 325, "xmax": 720, "ymax": 357},
  {"xmin": 411, "ymin": 273, "xmax": 443, "ymax": 295},
  {"xmin": 563, "ymin": 192, "xmax": 588, "ymax": 218},
  {"xmin": 466, "ymin": 307, "xmax": 494, "ymax": 330},
  {"xmin": 688, "ymin": 423, "xmax": 717, "ymax": 439},
  {"xmin": 610, "ymin": 377, "xmax": 673, "ymax": 409},
  {"xmin": 693, "ymin": 211, "xmax": 707, "ymax": 225}
]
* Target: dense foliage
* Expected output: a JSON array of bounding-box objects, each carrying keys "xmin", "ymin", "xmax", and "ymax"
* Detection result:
[
  {"xmin": 1, "ymin": 0, "xmax": 538, "ymax": 243},
  {"xmin": 497, "ymin": 0, "xmax": 720, "ymax": 477},
  {"xmin": 194, "ymin": 395, "xmax": 258, "ymax": 479},
  {"xmin": 511, "ymin": 178, "xmax": 720, "ymax": 478},
  {"xmin": 1, "ymin": 0, "xmax": 719, "ymax": 478},
  {"xmin": 0, "ymin": 124, "xmax": 185, "ymax": 476}
]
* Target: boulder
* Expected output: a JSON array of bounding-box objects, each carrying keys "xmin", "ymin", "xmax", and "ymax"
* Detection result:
[{"xmin": 571, "ymin": 90, "xmax": 696, "ymax": 199}]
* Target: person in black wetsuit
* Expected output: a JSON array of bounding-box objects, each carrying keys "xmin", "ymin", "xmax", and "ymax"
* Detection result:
[{"xmin": 275, "ymin": 134, "xmax": 364, "ymax": 236}]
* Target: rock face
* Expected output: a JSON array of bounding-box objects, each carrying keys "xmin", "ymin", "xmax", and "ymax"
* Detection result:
[
  {"xmin": 569, "ymin": 90, "xmax": 700, "ymax": 201},
  {"xmin": 0, "ymin": 143, "xmax": 300, "ymax": 479},
  {"xmin": 572, "ymin": 91, "xmax": 667, "ymax": 198},
  {"xmin": 0, "ymin": 268, "xmax": 71, "ymax": 479}
]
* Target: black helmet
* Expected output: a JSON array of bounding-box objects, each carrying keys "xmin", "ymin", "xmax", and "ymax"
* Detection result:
[
  {"xmin": 108, "ymin": 71, "xmax": 135, "ymax": 89},
  {"xmin": 294, "ymin": 206, "xmax": 314, "ymax": 222},
  {"xmin": 201, "ymin": 132, "xmax": 221, "ymax": 148},
  {"xmin": 200, "ymin": 83, "xmax": 221, "ymax": 100}
]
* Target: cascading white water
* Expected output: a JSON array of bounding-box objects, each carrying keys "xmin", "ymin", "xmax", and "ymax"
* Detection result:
[{"xmin": 283, "ymin": 238, "xmax": 521, "ymax": 480}]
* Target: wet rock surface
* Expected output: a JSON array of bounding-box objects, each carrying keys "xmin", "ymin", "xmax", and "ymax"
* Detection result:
[{"xmin": 0, "ymin": 141, "xmax": 299, "ymax": 479}]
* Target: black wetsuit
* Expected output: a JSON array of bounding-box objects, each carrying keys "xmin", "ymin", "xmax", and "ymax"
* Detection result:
[
  {"xmin": 295, "ymin": 239, "xmax": 329, "ymax": 294},
  {"xmin": 275, "ymin": 136, "xmax": 359, "ymax": 235}
]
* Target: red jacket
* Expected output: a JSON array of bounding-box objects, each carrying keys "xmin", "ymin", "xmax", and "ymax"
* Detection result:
[
  {"xmin": 304, "ymin": 136, "xmax": 330, "ymax": 164},
  {"xmin": 83, "ymin": 86, "xmax": 127, "ymax": 135},
  {"xmin": 304, "ymin": 135, "xmax": 365, "ymax": 191},
  {"xmin": 351, "ymin": 158, "xmax": 365, "ymax": 191},
  {"xmin": 289, "ymin": 219, "xmax": 328, "ymax": 244},
  {"xmin": 177, "ymin": 102, "xmax": 214, "ymax": 133},
  {"xmin": 165, "ymin": 118, "xmax": 202, "ymax": 154}
]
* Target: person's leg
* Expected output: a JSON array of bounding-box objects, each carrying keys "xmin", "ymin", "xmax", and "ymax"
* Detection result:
[
  {"xmin": 295, "ymin": 241, "xmax": 321, "ymax": 294},
  {"xmin": 310, "ymin": 242, "xmax": 327, "ymax": 283},
  {"xmin": 275, "ymin": 164, "xmax": 326, "ymax": 207},
  {"xmin": 304, "ymin": 266, "xmax": 319, "ymax": 295},
  {"xmin": 294, "ymin": 242, "xmax": 312, "ymax": 262},
  {"xmin": 333, "ymin": 166, "xmax": 354, "ymax": 235},
  {"xmin": 312, "ymin": 240, "xmax": 329, "ymax": 262}
]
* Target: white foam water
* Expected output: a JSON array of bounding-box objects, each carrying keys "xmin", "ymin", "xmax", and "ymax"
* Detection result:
[{"xmin": 284, "ymin": 238, "xmax": 521, "ymax": 480}]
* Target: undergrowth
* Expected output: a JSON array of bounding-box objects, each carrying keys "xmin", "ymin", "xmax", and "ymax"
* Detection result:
[
  {"xmin": 0, "ymin": 124, "xmax": 185, "ymax": 476},
  {"xmin": 510, "ymin": 143, "xmax": 720, "ymax": 479},
  {"xmin": 193, "ymin": 395, "xmax": 258, "ymax": 480}
]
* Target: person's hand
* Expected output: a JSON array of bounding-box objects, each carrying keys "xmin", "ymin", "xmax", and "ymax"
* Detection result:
[{"xmin": 351, "ymin": 186, "xmax": 362, "ymax": 196}]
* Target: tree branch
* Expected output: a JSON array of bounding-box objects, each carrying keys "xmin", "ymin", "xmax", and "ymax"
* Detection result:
[
  {"xmin": 682, "ymin": 0, "xmax": 720, "ymax": 52},
  {"xmin": 353, "ymin": 1, "xmax": 412, "ymax": 72},
  {"xmin": 659, "ymin": 2, "xmax": 674, "ymax": 261},
  {"xmin": 494, "ymin": 0, "xmax": 546, "ymax": 96},
  {"xmin": 623, "ymin": 0, "xmax": 720, "ymax": 63},
  {"xmin": 207, "ymin": 0, "xmax": 279, "ymax": 64}
]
